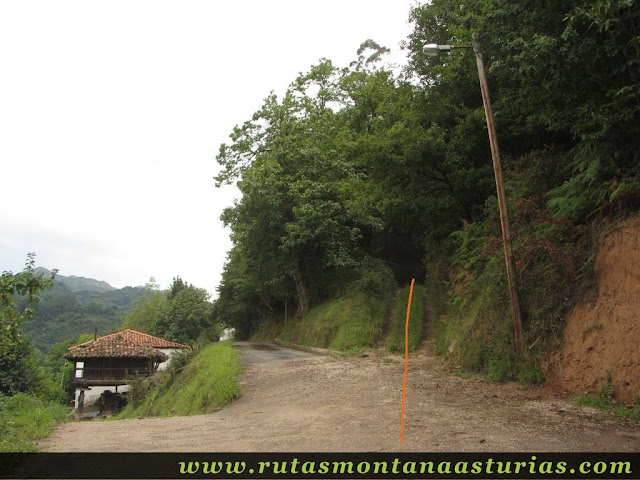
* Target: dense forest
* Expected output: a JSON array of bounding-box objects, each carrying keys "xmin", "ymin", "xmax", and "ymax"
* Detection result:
[{"xmin": 213, "ymin": 0, "xmax": 639, "ymax": 380}]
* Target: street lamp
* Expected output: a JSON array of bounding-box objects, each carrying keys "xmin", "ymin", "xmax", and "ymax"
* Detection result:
[
  {"xmin": 424, "ymin": 37, "xmax": 524, "ymax": 356},
  {"xmin": 423, "ymin": 43, "xmax": 462, "ymax": 56}
]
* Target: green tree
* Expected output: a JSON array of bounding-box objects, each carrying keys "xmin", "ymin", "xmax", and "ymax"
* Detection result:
[
  {"xmin": 0, "ymin": 336, "xmax": 43, "ymax": 396},
  {"xmin": 41, "ymin": 333, "xmax": 94, "ymax": 403},
  {"xmin": 213, "ymin": 245, "xmax": 270, "ymax": 339},
  {"xmin": 547, "ymin": 0, "xmax": 640, "ymax": 218},
  {"xmin": 121, "ymin": 278, "xmax": 166, "ymax": 333},
  {"xmin": 0, "ymin": 254, "xmax": 56, "ymax": 396},
  {"xmin": 153, "ymin": 278, "xmax": 213, "ymax": 343},
  {"xmin": 216, "ymin": 59, "xmax": 383, "ymax": 320},
  {"xmin": 405, "ymin": 0, "xmax": 640, "ymax": 220},
  {"xmin": 0, "ymin": 254, "xmax": 56, "ymax": 358}
]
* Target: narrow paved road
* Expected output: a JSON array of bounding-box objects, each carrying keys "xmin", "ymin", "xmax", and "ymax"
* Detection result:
[{"xmin": 39, "ymin": 342, "xmax": 640, "ymax": 452}]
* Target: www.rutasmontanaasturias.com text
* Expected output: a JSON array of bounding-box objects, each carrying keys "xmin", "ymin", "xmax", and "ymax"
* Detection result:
[{"xmin": 178, "ymin": 456, "xmax": 633, "ymax": 477}]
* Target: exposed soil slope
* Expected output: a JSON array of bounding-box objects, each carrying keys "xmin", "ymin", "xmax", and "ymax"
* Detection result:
[
  {"xmin": 545, "ymin": 214, "xmax": 640, "ymax": 404},
  {"xmin": 40, "ymin": 344, "xmax": 639, "ymax": 452}
]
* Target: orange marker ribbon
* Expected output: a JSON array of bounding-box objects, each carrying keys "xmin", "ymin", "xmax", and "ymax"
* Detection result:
[{"xmin": 400, "ymin": 278, "xmax": 415, "ymax": 444}]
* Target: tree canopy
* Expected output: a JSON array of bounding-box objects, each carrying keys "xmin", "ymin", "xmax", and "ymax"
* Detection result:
[
  {"xmin": 215, "ymin": 0, "xmax": 638, "ymax": 376},
  {"xmin": 0, "ymin": 254, "xmax": 56, "ymax": 396},
  {"xmin": 153, "ymin": 277, "xmax": 215, "ymax": 344}
]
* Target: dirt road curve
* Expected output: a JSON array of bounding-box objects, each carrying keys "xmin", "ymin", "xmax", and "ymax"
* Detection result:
[
  {"xmin": 234, "ymin": 341, "xmax": 318, "ymax": 365},
  {"xmin": 40, "ymin": 342, "xmax": 640, "ymax": 452}
]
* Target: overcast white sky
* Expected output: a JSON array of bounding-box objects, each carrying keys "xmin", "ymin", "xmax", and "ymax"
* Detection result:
[{"xmin": 0, "ymin": 0, "xmax": 418, "ymax": 296}]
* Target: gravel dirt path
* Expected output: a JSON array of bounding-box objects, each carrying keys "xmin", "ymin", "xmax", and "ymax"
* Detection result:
[{"xmin": 39, "ymin": 342, "xmax": 640, "ymax": 452}]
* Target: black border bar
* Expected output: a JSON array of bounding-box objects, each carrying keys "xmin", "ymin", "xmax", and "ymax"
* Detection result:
[{"xmin": 2, "ymin": 452, "xmax": 639, "ymax": 479}]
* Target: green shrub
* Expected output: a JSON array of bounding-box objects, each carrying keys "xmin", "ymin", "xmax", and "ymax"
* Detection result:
[
  {"xmin": 197, "ymin": 324, "xmax": 224, "ymax": 344},
  {"xmin": 486, "ymin": 344, "xmax": 516, "ymax": 381},
  {"xmin": 124, "ymin": 373, "xmax": 166, "ymax": 410},
  {"xmin": 597, "ymin": 375, "xmax": 616, "ymax": 402},
  {"xmin": 0, "ymin": 393, "xmax": 70, "ymax": 452},
  {"xmin": 169, "ymin": 343, "xmax": 201, "ymax": 374},
  {"xmin": 517, "ymin": 361, "xmax": 545, "ymax": 385},
  {"xmin": 352, "ymin": 257, "xmax": 398, "ymax": 298}
]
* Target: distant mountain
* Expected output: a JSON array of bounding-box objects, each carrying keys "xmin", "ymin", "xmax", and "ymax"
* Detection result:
[
  {"xmin": 34, "ymin": 267, "xmax": 115, "ymax": 293},
  {"xmin": 24, "ymin": 269, "xmax": 146, "ymax": 354}
]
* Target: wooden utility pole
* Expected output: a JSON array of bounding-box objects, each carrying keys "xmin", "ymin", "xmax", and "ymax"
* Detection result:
[{"xmin": 472, "ymin": 36, "xmax": 524, "ymax": 356}]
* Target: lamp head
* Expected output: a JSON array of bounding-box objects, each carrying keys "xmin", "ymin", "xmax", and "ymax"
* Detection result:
[{"xmin": 423, "ymin": 43, "xmax": 453, "ymax": 57}]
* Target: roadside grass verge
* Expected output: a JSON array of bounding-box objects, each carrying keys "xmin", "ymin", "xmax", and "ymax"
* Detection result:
[
  {"xmin": 575, "ymin": 395, "xmax": 640, "ymax": 421},
  {"xmin": 386, "ymin": 284, "xmax": 425, "ymax": 353},
  {"xmin": 117, "ymin": 342, "xmax": 242, "ymax": 418},
  {"xmin": 278, "ymin": 293, "xmax": 389, "ymax": 352},
  {"xmin": 0, "ymin": 393, "xmax": 71, "ymax": 452}
]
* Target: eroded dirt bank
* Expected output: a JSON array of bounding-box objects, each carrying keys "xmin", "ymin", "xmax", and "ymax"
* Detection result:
[
  {"xmin": 545, "ymin": 214, "xmax": 640, "ymax": 404},
  {"xmin": 40, "ymin": 344, "xmax": 639, "ymax": 452}
]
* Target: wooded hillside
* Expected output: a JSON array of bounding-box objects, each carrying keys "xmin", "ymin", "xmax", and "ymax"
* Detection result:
[
  {"xmin": 21, "ymin": 274, "xmax": 146, "ymax": 355},
  {"xmin": 213, "ymin": 0, "xmax": 639, "ymax": 380}
]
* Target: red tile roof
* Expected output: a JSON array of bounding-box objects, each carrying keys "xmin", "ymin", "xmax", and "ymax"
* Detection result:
[
  {"xmin": 64, "ymin": 335, "xmax": 167, "ymax": 361},
  {"xmin": 64, "ymin": 329, "xmax": 187, "ymax": 360},
  {"xmin": 73, "ymin": 329, "xmax": 187, "ymax": 349}
]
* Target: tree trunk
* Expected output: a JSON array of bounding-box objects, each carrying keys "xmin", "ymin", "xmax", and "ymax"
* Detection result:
[{"xmin": 293, "ymin": 263, "xmax": 309, "ymax": 318}]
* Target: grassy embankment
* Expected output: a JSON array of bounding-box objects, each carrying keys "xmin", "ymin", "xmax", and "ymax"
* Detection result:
[
  {"xmin": 0, "ymin": 393, "xmax": 71, "ymax": 452},
  {"xmin": 0, "ymin": 342, "xmax": 241, "ymax": 451},
  {"xmin": 386, "ymin": 284, "xmax": 426, "ymax": 353},
  {"xmin": 276, "ymin": 293, "xmax": 387, "ymax": 352},
  {"xmin": 117, "ymin": 341, "xmax": 242, "ymax": 418},
  {"xmin": 255, "ymin": 282, "xmax": 427, "ymax": 354}
]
